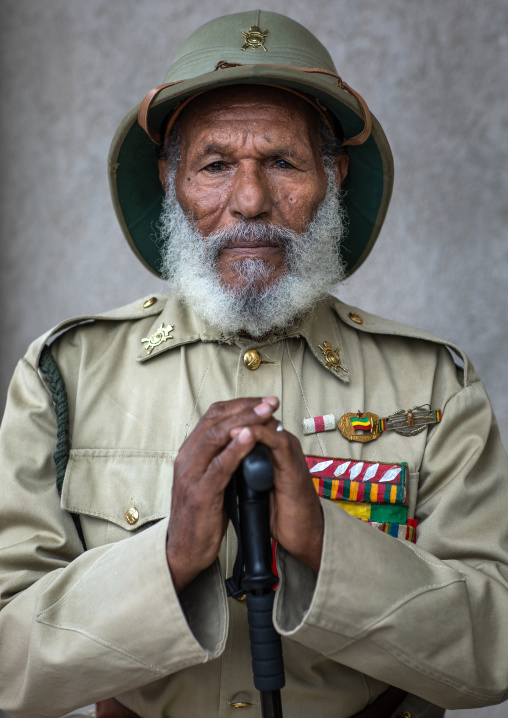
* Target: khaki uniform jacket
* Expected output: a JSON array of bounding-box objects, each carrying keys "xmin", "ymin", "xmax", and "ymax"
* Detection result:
[{"xmin": 0, "ymin": 294, "xmax": 507, "ymax": 718}]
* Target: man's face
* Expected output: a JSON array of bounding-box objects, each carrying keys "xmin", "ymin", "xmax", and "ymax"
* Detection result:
[{"xmin": 158, "ymin": 86, "xmax": 347, "ymax": 292}]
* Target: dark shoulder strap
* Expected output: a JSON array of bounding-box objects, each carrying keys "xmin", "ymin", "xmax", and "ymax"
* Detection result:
[{"xmin": 39, "ymin": 345, "xmax": 86, "ymax": 550}]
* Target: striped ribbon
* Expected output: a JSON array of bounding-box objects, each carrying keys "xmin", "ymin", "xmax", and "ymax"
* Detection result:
[
  {"xmin": 307, "ymin": 456, "xmax": 407, "ymax": 506},
  {"xmin": 303, "ymin": 414, "xmax": 336, "ymax": 434},
  {"xmin": 308, "ymin": 454, "xmax": 417, "ymax": 542},
  {"xmin": 312, "ymin": 476, "xmax": 406, "ymax": 506},
  {"xmin": 366, "ymin": 519, "xmax": 417, "ymax": 543}
]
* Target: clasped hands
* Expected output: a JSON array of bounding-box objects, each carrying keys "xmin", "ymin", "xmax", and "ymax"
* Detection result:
[{"xmin": 166, "ymin": 397, "xmax": 324, "ymax": 593}]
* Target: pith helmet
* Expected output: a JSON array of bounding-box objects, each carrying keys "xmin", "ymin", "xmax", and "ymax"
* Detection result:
[{"xmin": 108, "ymin": 9, "xmax": 393, "ymax": 277}]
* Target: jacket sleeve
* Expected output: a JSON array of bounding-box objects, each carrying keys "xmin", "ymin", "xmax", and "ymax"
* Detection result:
[
  {"xmin": 0, "ymin": 355, "xmax": 227, "ymax": 718},
  {"xmin": 274, "ymin": 363, "xmax": 508, "ymax": 709}
]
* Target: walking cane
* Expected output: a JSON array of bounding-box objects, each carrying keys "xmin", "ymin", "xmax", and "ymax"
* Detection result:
[{"xmin": 225, "ymin": 444, "xmax": 285, "ymax": 718}]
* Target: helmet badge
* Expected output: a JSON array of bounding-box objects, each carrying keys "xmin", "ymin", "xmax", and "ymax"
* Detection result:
[{"xmin": 241, "ymin": 26, "xmax": 268, "ymax": 51}]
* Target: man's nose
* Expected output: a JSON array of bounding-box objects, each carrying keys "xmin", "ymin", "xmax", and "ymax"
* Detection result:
[{"xmin": 228, "ymin": 163, "xmax": 272, "ymax": 220}]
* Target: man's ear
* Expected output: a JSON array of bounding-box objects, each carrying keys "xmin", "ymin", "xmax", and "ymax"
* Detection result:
[
  {"xmin": 158, "ymin": 158, "xmax": 168, "ymax": 191},
  {"xmin": 334, "ymin": 151, "xmax": 349, "ymax": 188}
]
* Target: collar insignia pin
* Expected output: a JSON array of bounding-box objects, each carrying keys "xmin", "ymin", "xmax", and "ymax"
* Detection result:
[
  {"xmin": 241, "ymin": 26, "xmax": 268, "ymax": 51},
  {"xmin": 141, "ymin": 323, "xmax": 174, "ymax": 355},
  {"xmin": 318, "ymin": 340, "xmax": 347, "ymax": 373}
]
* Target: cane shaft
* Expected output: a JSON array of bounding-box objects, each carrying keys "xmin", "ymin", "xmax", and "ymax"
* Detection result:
[{"xmin": 260, "ymin": 690, "xmax": 283, "ymax": 718}]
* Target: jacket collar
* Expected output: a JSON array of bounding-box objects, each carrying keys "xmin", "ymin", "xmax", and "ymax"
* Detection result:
[{"xmin": 137, "ymin": 294, "xmax": 349, "ymax": 383}]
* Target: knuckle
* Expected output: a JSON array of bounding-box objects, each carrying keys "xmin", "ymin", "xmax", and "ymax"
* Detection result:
[
  {"xmin": 205, "ymin": 401, "xmax": 227, "ymax": 422},
  {"xmin": 240, "ymin": 396, "xmax": 260, "ymax": 408},
  {"xmin": 204, "ymin": 423, "xmax": 227, "ymax": 449},
  {"xmin": 205, "ymin": 398, "xmax": 259, "ymax": 423}
]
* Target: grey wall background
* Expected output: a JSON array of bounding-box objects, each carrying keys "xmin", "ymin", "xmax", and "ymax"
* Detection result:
[{"xmin": 0, "ymin": 1, "xmax": 507, "ymax": 716}]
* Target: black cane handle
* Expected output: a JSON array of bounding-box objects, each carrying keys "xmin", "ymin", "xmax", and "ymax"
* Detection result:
[
  {"xmin": 238, "ymin": 445, "xmax": 277, "ymax": 593},
  {"xmin": 242, "ymin": 442, "xmax": 274, "ymax": 492}
]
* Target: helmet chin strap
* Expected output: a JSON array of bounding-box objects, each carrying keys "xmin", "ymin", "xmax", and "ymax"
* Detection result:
[
  {"xmin": 137, "ymin": 80, "xmax": 185, "ymax": 145},
  {"xmin": 137, "ymin": 64, "xmax": 372, "ymax": 148}
]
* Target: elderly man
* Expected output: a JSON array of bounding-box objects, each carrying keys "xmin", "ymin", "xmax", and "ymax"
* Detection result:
[{"xmin": 0, "ymin": 10, "xmax": 507, "ymax": 718}]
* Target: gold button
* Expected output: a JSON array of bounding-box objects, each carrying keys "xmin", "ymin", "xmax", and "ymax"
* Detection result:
[
  {"xmin": 236, "ymin": 593, "xmax": 247, "ymax": 602},
  {"xmin": 230, "ymin": 703, "xmax": 251, "ymax": 709},
  {"xmin": 349, "ymin": 311, "xmax": 363, "ymax": 324},
  {"xmin": 398, "ymin": 713, "xmax": 412, "ymax": 718},
  {"xmin": 125, "ymin": 507, "xmax": 139, "ymax": 525},
  {"xmin": 143, "ymin": 297, "xmax": 157, "ymax": 309},
  {"xmin": 243, "ymin": 349, "xmax": 262, "ymax": 370}
]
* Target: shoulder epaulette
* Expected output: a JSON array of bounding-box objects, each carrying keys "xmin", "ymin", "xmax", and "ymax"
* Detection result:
[
  {"xmin": 330, "ymin": 297, "xmax": 478, "ymax": 388},
  {"xmin": 27, "ymin": 294, "xmax": 166, "ymax": 370}
]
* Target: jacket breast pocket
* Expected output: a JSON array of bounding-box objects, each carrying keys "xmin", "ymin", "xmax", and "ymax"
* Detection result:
[{"xmin": 60, "ymin": 448, "xmax": 177, "ymax": 548}]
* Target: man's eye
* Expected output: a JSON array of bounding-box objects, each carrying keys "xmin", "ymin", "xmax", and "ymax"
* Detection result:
[
  {"xmin": 275, "ymin": 159, "xmax": 294, "ymax": 169},
  {"xmin": 205, "ymin": 161, "xmax": 226, "ymax": 172}
]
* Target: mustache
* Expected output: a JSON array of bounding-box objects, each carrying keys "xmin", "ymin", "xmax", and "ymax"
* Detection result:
[{"xmin": 203, "ymin": 221, "xmax": 299, "ymax": 252}]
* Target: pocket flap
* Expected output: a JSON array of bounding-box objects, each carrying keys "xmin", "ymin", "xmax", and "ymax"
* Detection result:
[{"xmin": 61, "ymin": 449, "xmax": 177, "ymax": 530}]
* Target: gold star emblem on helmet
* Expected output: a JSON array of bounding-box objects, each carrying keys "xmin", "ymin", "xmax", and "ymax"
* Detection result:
[{"xmin": 241, "ymin": 26, "xmax": 268, "ymax": 51}]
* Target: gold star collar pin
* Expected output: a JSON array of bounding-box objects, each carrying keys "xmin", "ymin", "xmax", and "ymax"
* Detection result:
[
  {"xmin": 141, "ymin": 323, "xmax": 174, "ymax": 354},
  {"xmin": 318, "ymin": 341, "xmax": 347, "ymax": 373}
]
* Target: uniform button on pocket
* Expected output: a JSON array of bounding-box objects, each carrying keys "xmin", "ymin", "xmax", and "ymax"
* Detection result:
[
  {"xmin": 125, "ymin": 507, "xmax": 139, "ymax": 525},
  {"xmin": 230, "ymin": 702, "xmax": 251, "ymax": 709},
  {"xmin": 243, "ymin": 349, "xmax": 262, "ymax": 370}
]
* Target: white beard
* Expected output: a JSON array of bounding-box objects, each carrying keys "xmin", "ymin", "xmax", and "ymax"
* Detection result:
[{"xmin": 158, "ymin": 168, "xmax": 347, "ymax": 338}]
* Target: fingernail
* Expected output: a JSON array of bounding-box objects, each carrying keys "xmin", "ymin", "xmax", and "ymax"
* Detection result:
[
  {"xmin": 238, "ymin": 427, "xmax": 251, "ymax": 443},
  {"xmin": 263, "ymin": 396, "xmax": 278, "ymax": 408},
  {"xmin": 254, "ymin": 402, "xmax": 271, "ymax": 416},
  {"xmin": 230, "ymin": 428, "xmax": 242, "ymax": 437}
]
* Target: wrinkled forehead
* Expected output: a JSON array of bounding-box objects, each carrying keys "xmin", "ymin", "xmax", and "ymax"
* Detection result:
[{"xmin": 166, "ymin": 85, "xmax": 324, "ymax": 146}]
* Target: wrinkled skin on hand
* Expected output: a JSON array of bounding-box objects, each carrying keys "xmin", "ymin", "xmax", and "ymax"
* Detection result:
[{"xmin": 166, "ymin": 397, "xmax": 323, "ymax": 593}]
